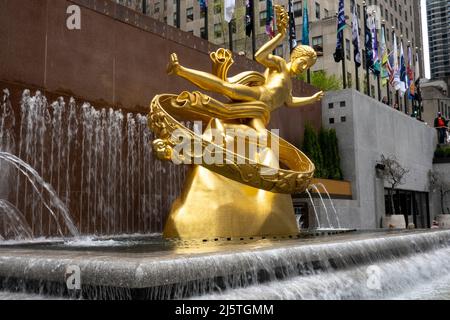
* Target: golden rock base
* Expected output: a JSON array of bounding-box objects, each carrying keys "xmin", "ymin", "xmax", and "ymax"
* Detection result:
[{"xmin": 163, "ymin": 166, "xmax": 298, "ymax": 240}]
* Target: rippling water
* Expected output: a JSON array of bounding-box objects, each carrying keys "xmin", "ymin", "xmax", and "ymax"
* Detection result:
[{"xmin": 195, "ymin": 248, "xmax": 450, "ymax": 300}]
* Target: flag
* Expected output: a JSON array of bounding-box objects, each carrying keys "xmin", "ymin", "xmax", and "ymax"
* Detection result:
[
  {"xmin": 415, "ymin": 52, "xmax": 421, "ymax": 81},
  {"xmin": 364, "ymin": 8, "xmax": 374, "ymax": 71},
  {"xmin": 302, "ymin": 0, "xmax": 309, "ymax": 45},
  {"xmin": 407, "ymin": 46, "xmax": 415, "ymax": 99},
  {"xmin": 387, "ymin": 51, "xmax": 395, "ymax": 85},
  {"xmin": 224, "ymin": 0, "xmax": 235, "ymax": 23},
  {"xmin": 245, "ymin": 0, "xmax": 254, "ymax": 37},
  {"xmin": 399, "ymin": 42, "xmax": 407, "ymax": 96},
  {"xmin": 265, "ymin": 0, "xmax": 274, "ymax": 37},
  {"xmin": 371, "ymin": 15, "xmax": 380, "ymax": 76},
  {"xmin": 352, "ymin": 3, "xmax": 361, "ymax": 68},
  {"xmin": 380, "ymin": 25, "xmax": 389, "ymax": 85},
  {"xmin": 198, "ymin": 0, "xmax": 208, "ymax": 10},
  {"xmin": 288, "ymin": 0, "xmax": 297, "ymax": 51},
  {"xmin": 392, "ymin": 35, "xmax": 402, "ymax": 91},
  {"xmin": 333, "ymin": 0, "xmax": 346, "ymax": 63}
]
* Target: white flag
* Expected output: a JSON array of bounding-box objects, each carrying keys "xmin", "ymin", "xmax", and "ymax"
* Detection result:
[
  {"xmin": 224, "ymin": 0, "xmax": 236, "ymax": 23},
  {"xmin": 415, "ymin": 53, "xmax": 421, "ymax": 81},
  {"xmin": 392, "ymin": 35, "xmax": 401, "ymax": 92}
]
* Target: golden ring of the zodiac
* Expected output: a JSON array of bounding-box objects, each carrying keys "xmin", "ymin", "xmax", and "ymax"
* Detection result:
[{"xmin": 148, "ymin": 94, "xmax": 315, "ymax": 194}]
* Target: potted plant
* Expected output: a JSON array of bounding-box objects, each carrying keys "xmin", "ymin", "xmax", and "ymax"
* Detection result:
[
  {"xmin": 429, "ymin": 170, "xmax": 450, "ymax": 228},
  {"xmin": 379, "ymin": 155, "xmax": 409, "ymax": 229}
]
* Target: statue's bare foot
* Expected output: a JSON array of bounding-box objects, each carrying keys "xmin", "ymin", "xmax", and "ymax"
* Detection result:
[{"xmin": 167, "ymin": 53, "xmax": 181, "ymax": 75}]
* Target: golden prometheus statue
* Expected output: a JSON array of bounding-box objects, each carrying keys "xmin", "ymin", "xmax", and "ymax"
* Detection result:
[{"xmin": 148, "ymin": 5, "xmax": 323, "ymax": 240}]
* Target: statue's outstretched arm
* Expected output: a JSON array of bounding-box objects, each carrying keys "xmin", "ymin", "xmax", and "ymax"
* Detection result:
[
  {"xmin": 255, "ymin": 5, "xmax": 288, "ymax": 69},
  {"xmin": 286, "ymin": 91, "xmax": 324, "ymax": 108}
]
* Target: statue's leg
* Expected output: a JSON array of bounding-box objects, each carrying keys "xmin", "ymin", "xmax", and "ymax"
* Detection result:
[{"xmin": 177, "ymin": 66, "xmax": 260, "ymax": 101}]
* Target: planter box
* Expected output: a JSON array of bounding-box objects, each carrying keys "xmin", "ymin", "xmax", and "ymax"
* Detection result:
[
  {"xmin": 436, "ymin": 215, "xmax": 450, "ymax": 229},
  {"xmin": 382, "ymin": 215, "xmax": 406, "ymax": 229}
]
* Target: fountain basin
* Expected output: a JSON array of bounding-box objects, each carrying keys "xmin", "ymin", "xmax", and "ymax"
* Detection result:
[{"xmin": 0, "ymin": 229, "xmax": 449, "ymax": 299}]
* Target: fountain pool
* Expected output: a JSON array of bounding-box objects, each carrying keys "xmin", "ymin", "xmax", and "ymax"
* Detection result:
[{"xmin": 0, "ymin": 229, "xmax": 449, "ymax": 300}]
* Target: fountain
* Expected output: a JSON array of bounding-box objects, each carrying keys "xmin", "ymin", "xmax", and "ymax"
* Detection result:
[{"xmin": 1, "ymin": 5, "xmax": 449, "ymax": 301}]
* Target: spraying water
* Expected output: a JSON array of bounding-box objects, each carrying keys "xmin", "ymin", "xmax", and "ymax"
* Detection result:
[
  {"xmin": 0, "ymin": 199, "xmax": 33, "ymax": 240},
  {"xmin": 1, "ymin": 89, "xmax": 186, "ymax": 237},
  {"xmin": 305, "ymin": 189, "xmax": 321, "ymax": 229},
  {"xmin": 310, "ymin": 184, "xmax": 333, "ymax": 229},
  {"xmin": 0, "ymin": 152, "xmax": 79, "ymax": 238},
  {"xmin": 315, "ymin": 182, "xmax": 342, "ymax": 229}
]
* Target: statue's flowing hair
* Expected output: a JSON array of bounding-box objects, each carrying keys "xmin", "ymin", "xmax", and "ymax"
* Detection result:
[{"xmin": 290, "ymin": 45, "xmax": 317, "ymax": 67}]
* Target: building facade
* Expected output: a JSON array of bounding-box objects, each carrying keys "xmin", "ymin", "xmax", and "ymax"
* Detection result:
[
  {"xmin": 421, "ymin": 79, "xmax": 450, "ymax": 127},
  {"xmin": 426, "ymin": 0, "xmax": 450, "ymax": 80},
  {"xmin": 316, "ymin": 89, "xmax": 436, "ymax": 229},
  {"xmin": 115, "ymin": 0, "xmax": 425, "ymax": 112}
]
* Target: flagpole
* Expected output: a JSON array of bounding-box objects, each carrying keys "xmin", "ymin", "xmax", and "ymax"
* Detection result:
[
  {"xmin": 142, "ymin": 0, "xmax": 147, "ymax": 14},
  {"xmin": 205, "ymin": 5, "xmax": 209, "ymax": 40},
  {"xmin": 229, "ymin": 22, "xmax": 233, "ymax": 51},
  {"xmin": 387, "ymin": 82, "xmax": 390, "ymax": 105},
  {"xmin": 176, "ymin": 0, "xmax": 181, "ymax": 29},
  {"xmin": 363, "ymin": 3, "xmax": 370, "ymax": 97},
  {"xmin": 377, "ymin": 75, "xmax": 381, "ymax": 101},
  {"xmin": 251, "ymin": 1, "xmax": 256, "ymax": 58},
  {"xmin": 355, "ymin": 60, "xmax": 360, "ymax": 91},
  {"xmin": 342, "ymin": 39, "xmax": 347, "ymax": 89}
]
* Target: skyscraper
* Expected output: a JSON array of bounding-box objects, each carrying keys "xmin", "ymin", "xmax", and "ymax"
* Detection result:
[{"xmin": 426, "ymin": 0, "xmax": 450, "ymax": 80}]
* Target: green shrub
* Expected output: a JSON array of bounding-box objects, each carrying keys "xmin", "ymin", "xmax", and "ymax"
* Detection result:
[
  {"xmin": 302, "ymin": 124, "xmax": 324, "ymax": 178},
  {"xmin": 302, "ymin": 125, "xmax": 343, "ymax": 180},
  {"xmin": 435, "ymin": 145, "xmax": 450, "ymax": 158}
]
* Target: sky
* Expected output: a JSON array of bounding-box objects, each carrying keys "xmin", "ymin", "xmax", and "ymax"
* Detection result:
[{"xmin": 420, "ymin": 0, "xmax": 431, "ymax": 78}]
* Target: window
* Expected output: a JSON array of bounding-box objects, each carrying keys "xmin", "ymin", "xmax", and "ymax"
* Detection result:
[
  {"xmin": 340, "ymin": 101, "xmax": 346, "ymax": 108},
  {"xmin": 214, "ymin": 0, "xmax": 221, "ymax": 14},
  {"xmin": 214, "ymin": 23, "xmax": 222, "ymax": 38},
  {"xmin": 154, "ymin": 2, "xmax": 160, "ymax": 14},
  {"xmin": 200, "ymin": 27, "xmax": 207, "ymax": 39},
  {"xmin": 312, "ymin": 36, "xmax": 323, "ymax": 54},
  {"xmin": 328, "ymin": 103, "xmax": 334, "ymax": 109},
  {"xmin": 293, "ymin": 1, "xmax": 302, "ymax": 18},
  {"xmin": 186, "ymin": 7, "xmax": 193, "ymax": 22},
  {"xmin": 329, "ymin": 118, "xmax": 335, "ymax": 124},
  {"xmin": 275, "ymin": 45, "xmax": 284, "ymax": 56},
  {"xmin": 315, "ymin": 2, "xmax": 320, "ymax": 19},
  {"xmin": 259, "ymin": 11, "xmax": 267, "ymax": 27},
  {"xmin": 341, "ymin": 116, "xmax": 347, "ymax": 123}
]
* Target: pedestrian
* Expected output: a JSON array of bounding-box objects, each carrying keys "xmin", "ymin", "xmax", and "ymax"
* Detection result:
[
  {"xmin": 434, "ymin": 112, "xmax": 448, "ymax": 144},
  {"xmin": 382, "ymin": 96, "xmax": 389, "ymax": 106}
]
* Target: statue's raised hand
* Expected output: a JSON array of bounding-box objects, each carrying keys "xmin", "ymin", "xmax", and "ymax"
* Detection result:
[
  {"xmin": 274, "ymin": 5, "xmax": 289, "ymax": 35},
  {"xmin": 167, "ymin": 53, "xmax": 181, "ymax": 75}
]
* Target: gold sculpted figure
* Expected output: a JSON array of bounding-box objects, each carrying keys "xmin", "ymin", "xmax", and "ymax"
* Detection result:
[{"xmin": 148, "ymin": 5, "xmax": 323, "ymax": 240}]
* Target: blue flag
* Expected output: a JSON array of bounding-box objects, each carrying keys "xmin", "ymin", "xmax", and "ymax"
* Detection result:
[
  {"xmin": 365, "ymin": 8, "xmax": 374, "ymax": 71},
  {"xmin": 302, "ymin": 0, "xmax": 309, "ymax": 45},
  {"xmin": 198, "ymin": 0, "xmax": 207, "ymax": 10},
  {"xmin": 333, "ymin": 0, "xmax": 346, "ymax": 62}
]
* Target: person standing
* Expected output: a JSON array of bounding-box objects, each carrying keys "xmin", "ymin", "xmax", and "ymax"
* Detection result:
[{"xmin": 434, "ymin": 112, "xmax": 448, "ymax": 144}]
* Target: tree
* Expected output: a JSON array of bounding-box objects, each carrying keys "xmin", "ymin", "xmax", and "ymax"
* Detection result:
[
  {"xmin": 328, "ymin": 129, "xmax": 343, "ymax": 180},
  {"xmin": 302, "ymin": 124, "xmax": 324, "ymax": 178},
  {"xmin": 379, "ymin": 155, "xmax": 409, "ymax": 215},
  {"xmin": 298, "ymin": 70, "xmax": 342, "ymax": 92},
  {"xmin": 318, "ymin": 127, "xmax": 330, "ymax": 178},
  {"xmin": 429, "ymin": 170, "xmax": 450, "ymax": 215}
]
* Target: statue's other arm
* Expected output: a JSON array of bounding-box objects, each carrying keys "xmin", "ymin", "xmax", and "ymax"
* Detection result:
[
  {"xmin": 255, "ymin": 5, "xmax": 288, "ymax": 70},
  {"xmin": 286, "ymin": 91, "xmax": 324, "ymax": 108}
]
